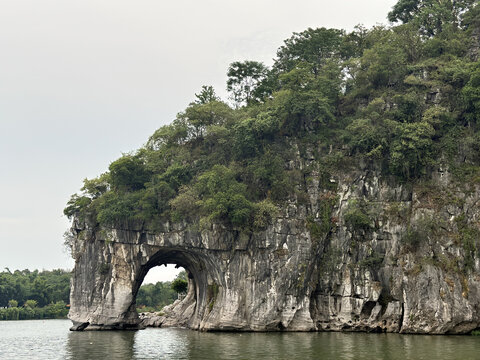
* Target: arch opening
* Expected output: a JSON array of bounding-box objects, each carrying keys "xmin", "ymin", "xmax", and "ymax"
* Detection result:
[
  {"xmin": 131, "ymin": 248, "xmax": 219, "ymax": 329},
  {"xmin": 136, "ymin": 264, "xmax": 187, "ymax": 313}
]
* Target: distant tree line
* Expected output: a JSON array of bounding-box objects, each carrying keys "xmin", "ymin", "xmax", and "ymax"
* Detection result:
[
  {"xmin": 136, "ymin": 271, "xmax": 188, "ymax": 313},
  {"xmin": 0, "ymin": 269, "xmax": 70, "ymax": 320},
  {"xmin": 0, "ymin": 268, "xmax": 187, "ymax": 319}
]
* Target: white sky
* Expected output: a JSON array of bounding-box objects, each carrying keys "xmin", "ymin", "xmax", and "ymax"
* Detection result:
[{"xmin": 0, "ymin": 0, "xmax": 397, "ymax": 282}]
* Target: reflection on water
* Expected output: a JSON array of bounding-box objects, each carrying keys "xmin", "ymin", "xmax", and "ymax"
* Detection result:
[
  {"xmin": 67, "ymin": 330, "xmax": 135, "ymax": 359},
  {"xmin": 1, "ymin": 320, "xmax": 480, "ymax": 359}
]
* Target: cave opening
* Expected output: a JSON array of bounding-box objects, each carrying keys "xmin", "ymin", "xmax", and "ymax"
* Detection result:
[{"xmin": 131, "ymin": 249, "xmax": 213, "ymax": 328}]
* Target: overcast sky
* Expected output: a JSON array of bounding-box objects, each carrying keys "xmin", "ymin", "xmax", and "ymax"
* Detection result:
[{"xmin": 0, "ymin": 0, "xmax": 396, "ymax": 283}]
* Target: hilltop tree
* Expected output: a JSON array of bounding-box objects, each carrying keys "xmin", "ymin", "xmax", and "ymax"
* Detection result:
[
  {"xmin": 227, "ymin": 60, "xmax": 268, "ymax": 106},
  {"xmin": 194, "ymin": 85, "xmax": 219, "ymax": 104},
  {"xmin": 274, "ymin": 27, "xmax": 344, "ymax": 76},
  {"xmin": 388, "ymin": 0, "xmax": 477, "ymax": 36}
]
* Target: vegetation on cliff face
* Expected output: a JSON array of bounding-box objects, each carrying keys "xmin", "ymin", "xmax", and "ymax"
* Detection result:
[{"xmin": 65, "ymin": 0, "xmax": 480, "ymax": 232}]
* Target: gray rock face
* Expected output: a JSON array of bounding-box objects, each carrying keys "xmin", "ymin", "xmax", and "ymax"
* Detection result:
[{"xmin": 68, "ymin": 166, "xmax": 480, "ymax": 333}]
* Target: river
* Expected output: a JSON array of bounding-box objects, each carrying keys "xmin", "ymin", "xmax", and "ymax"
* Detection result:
[{"xmin": 0, "ymin": 319, "xmax": 479, "ymax": 359}]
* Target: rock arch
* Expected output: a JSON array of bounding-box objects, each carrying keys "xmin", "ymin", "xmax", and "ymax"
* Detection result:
[
  {"xmin": 134, "ymin": 248, "xmax": 219, "ymax": 329},
  {"xmin": 68, "ymin": 218, "xmax": 316, "ymax": 331}
]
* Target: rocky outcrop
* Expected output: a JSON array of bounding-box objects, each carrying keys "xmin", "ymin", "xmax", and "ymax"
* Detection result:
[
  {"xmin": 138, "ymin": 296, "xmax": 196, "ymax": 328},
  {"xmin": 68, "ymin": 159, "xmax": 480, "ymax": 334}
]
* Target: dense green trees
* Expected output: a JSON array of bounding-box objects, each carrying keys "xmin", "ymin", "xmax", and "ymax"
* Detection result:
[
  {"xmin": 0, "ymin": 269, "xmax": 70, "ymax": 308},
  {"xmin": 463, "ymin": 63, "xmax": 480, "ymax": 126},
  {"xmin": 388, "ymin": 0, "xmax": 477, "ymax": 36},
  {"xmin": 275, "ymin": 27, "xmax": 344, "ymax": 75},
  {"xmin": 0, "ymin": 301, "xmax": 68, "ymax": 321},
  {"xmin": 65, "ymin": 0, "xmax": 480, "ymax": 232},
  {"xmin": 0, "ymin": 269, "xmax": 70, "ymax": 320},
  {"xmin": 136, "ymin": 281, "xmax": 176, "ymax": 312},
  {"xmin": 136, "ymin": 271, "xmax": 188, "ymax": 312}
]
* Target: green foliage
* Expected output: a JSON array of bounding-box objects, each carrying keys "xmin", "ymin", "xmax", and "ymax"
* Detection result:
[
  {"xmin": 388, "ymin": 0, "xmax": 476, "ymax": 36},
  {"xmin": 95, "ymin": 190, "xmax": 145, "ymax": 225},
  {"xmin": 136, "ymin": 271, "xmax": 188, "ymax": 312},
  {"xmin": 180, "ymin": 100, "xmax": 233, "ymax": 138},
  {"xmin": 136, "ymin": 281, "xmax": 176, "ymax": 311},
  {"xmin": 275, "ymin": 27, "xmax": 344, "ymax": 75},
  {"xmin": 463, "ymin": 63, "xmax": 480, "ymax": 126},
  {"xmin": 227, "ymin": 61, "xmax": 268, "ymax": 106},
  {"xmin": 402, "ymin": 215, "xmax": 437, "ymax": 251},
  {"xmin": 242, "ymin": 152, "xmax": 291, "ymax": 200},
  {"xmin": 147, "ymin": 119, "xmax": 189, "ymax": 149},
  {"xmin": 270, "ymin": 61, "xmax": 341, "ymax": 133},
  {"xmin": 81, "ymin": 174, "xmax": 110, "ymax": 199},
  {"xmin": 344, "ymin": 200, "xmax": 372, "ymax": 232},
  {"xmin": 0, "ymin": 269, "xmax": 71, "ymax": 320},
  {"xmin": 171, "ymin": 278, "xmax": 188, "ymax": 294},
  {"xmin": 65, "ymin": 5, "xmax": 480, "ymax": 235},
  {"xmin": 0, "ymin": 269, "xmax": 71, "ymax": 309},
  {"xmin": 360, "ymin": 31, "xmax": 408, "ymax": 88},
  {"xmin": 358, "ymin": 254, "xmax": 384, "ymax": 269},
  {"xmin": 307, "ymin": 192, "xmax": 338, "ymax": 242},
  {"xmin": 0, "ymin": 301, "xmax": 69, "ymax": 321},
  {"xmin": 194, "ymin": 165, "xmax": 254, "ymax": 228},
  {"xmin": 207, "ymin": 282, "xmax": 219, "ymax": 312},
  {"xmin": 389, "ymin": 122, "xmax": 435, "ymax": 179},
  {"xmin": 455, "ymin": 214, "xmax": 480, "ymax": 271},
  {"xmin": 169, "ymin": 186, "xmax": 199, "ymax": 222},
  {"xmin": 253, "ymin": 200, "xmax": 279, "ymax": 229},
  {"xmin": 109, "ymin": 155, "xmax": 150, "ymax": 192},
  {"xmin": 63, "ymin": 195, "xmax": 92, "ymax": 220},
  {"xmin": 24, "ymin": 299, "xmax": 37, "ymax": 309},
  {"xmin": 194, "ymin": 85, "xmax": 219, "ymax": 104},
  {"xmin": 232, "ymin": 112, "xmax": 282, "ymax": 159}
]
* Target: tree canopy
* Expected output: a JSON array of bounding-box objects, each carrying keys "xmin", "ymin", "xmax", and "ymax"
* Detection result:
[
  {"xmin": 388, "ymin": 0, "xmax": 477, "ymax": 36},
  {"xmin": 227, "ymin": 60, "xmax": 268, "ymax": 106},
  {"xmin": 65, "ymin": 0, "xmax": 480, "ymax": 233}
]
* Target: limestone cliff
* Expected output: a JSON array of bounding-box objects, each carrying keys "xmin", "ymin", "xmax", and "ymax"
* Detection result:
[{"xmin": 68, "ymin": 154, "xmax": 480, "ymax": 334}]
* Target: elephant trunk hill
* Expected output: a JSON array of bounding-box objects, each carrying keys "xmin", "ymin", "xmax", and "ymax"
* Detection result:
[{"xmin": 66, "ymin": 1, "xmax": 480, "ymax": 333}]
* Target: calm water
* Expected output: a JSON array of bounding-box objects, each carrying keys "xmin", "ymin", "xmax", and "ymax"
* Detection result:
[{"xmin": 0, "ymin": 320, "xmax": 480, "ymax": 359}]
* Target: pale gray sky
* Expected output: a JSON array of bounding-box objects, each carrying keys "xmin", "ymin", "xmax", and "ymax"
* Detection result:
[{"xmin": 0, "ymin": 0, "xmax": 396, "ymax": 282}]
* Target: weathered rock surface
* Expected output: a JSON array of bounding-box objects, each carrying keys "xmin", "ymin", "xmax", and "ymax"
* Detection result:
[
  {"xmin": 68, "ymin": 163, "xmax": 480, "ymax": 334},
  {"xmin": 139, "ymin": 296, "xmax": 196, "ymax": 328}
]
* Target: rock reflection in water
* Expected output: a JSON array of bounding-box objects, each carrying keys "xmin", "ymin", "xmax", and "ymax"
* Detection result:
[{"xmin": 66, "ymin": 330, "xmax": 135, "ymax": 360}]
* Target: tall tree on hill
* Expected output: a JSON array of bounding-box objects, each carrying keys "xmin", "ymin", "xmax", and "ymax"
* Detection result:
[
  {"xmin": 227, "ymin": 61, "xmax": 268, "ymax": 107},
  {"xmin": 274, "ymin": 27, "xmax": 344, "ymax": 76},
  {"xmin": 388, "ymin": 0, "xmax": 477, "ymax": 36}
]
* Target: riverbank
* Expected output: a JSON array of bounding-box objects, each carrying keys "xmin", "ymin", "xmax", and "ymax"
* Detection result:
[{"xmin": 0, "ymin": 301, "xmax": 68, "ymax": 320}]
